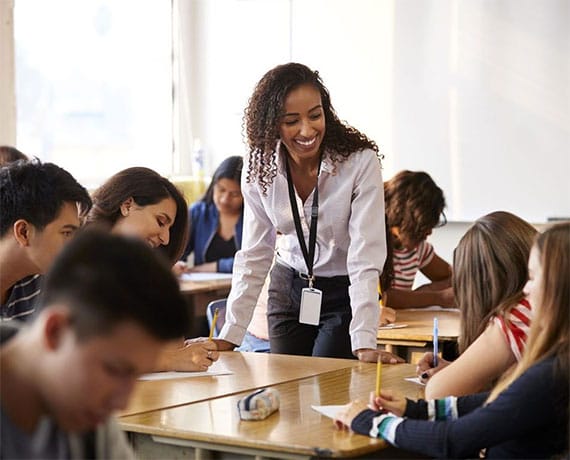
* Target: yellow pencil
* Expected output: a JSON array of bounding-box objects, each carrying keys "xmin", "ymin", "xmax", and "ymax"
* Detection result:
[
  {"xmin": 376, "ymin": 355, "xmax": 382, "ymax": 396},
  {"xmin": 378, "ymin": 280, "xmax": 383, "ymax": 306},
  {"xmin": 209, "ymin": 307, "xmax": 219, "ymax": 340}
]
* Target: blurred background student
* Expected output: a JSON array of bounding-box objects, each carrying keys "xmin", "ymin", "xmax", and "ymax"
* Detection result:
[
  {"xmin": 381, "ymin": 170, "xmax": 455, "ymax": 309},
  {"xmin": 179, "ymin": 155, "xmax": 243, "ymax": 273},
  {"xmin": 86, "ymin": 167, "xmax": 219, "ymax": 372},
  {"xmin": 0, "ymin": 145, "xmax": 28, "ymax": 166},
  {"xmin": 416, "ymin": 211, "xmax": 537, "ymax": 398}
]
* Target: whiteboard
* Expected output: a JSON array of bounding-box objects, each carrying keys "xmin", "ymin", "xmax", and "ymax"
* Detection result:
[
  {"xmin": 386, "ymin": 0, "xmax": 570, "ymax": 222},
  {"xmin": 188, "ymin": 0, "xmax": 570, "ymax": 222}
]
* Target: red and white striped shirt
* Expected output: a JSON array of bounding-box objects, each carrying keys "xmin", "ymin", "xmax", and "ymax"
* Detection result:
[
  {"xmin": 391, "ymin": 241, "xmax": 435, "ymax": 290},
  {"xmin": 493, "ymin": 298, "xmax": 532, "ymax": 361}
]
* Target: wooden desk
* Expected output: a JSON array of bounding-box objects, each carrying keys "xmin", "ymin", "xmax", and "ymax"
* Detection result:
[
  {"xmin": 121, "ymin": 362, "xmax": 422, "ymax": 459},
  {"xmin": 179, "ymin": 276, "xmax": 232, "ymax": 336},
  {"xmin": 378, "ymin": 309, "xmax": 460, "ymax": 362},
  {"xmin": 122, "ymin": 352, "xmax": 362, "ymax": 417}
]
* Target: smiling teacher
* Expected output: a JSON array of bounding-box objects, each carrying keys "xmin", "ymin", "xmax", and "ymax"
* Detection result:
[{"xmin": 213, "ymin": 63, "xmax": 400, "ymax": 363}]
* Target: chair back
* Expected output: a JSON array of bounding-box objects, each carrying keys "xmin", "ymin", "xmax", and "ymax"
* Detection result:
[{"xmin": 206, "ymin": 298, "xmax": 227, "ymax": 337}]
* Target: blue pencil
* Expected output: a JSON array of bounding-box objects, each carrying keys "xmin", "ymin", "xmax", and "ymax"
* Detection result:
[{"xmin": 433, "ymin": 317, "xmax": 439, "ymax": 367}]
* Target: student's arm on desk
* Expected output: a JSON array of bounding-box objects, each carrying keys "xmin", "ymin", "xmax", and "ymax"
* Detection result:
[
  {"xmin": 383, "ymin": 286, "xmax": 455, "ymax": 309},
  {"xmin": 384, "ymin": 254, "xmax": 455, "ymax": 309},
  {"xmin": 423, "ymin": 321, "xmax": 516, "ymax": 399},
  {"xmin": 155, "ymin": 339, "xmax": 220, "ymax": 372}
]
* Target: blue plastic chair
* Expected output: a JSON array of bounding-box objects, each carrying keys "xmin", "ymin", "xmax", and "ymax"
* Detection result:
[{"xmin": 206, "ymin": 298, "xmax": 227, "ymax": 338}]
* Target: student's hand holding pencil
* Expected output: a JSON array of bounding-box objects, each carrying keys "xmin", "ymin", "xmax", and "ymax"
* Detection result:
[
  {"xmin": 369, "ymin": 389, "xmax": 406, "ymax": 417},
  {"xmin": 415, "ymin": 351, "xmax": 450, "ymax": 383}
]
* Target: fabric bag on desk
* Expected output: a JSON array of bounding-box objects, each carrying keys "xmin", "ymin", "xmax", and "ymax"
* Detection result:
[{"xmin": 237, "ymin": 388, "xmax": 280, "ymax": 421}]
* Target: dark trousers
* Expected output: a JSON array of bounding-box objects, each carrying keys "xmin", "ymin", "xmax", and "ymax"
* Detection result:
[{"xmin": 267, "ymin": 262, "xmax": 354, "ymax": 359}]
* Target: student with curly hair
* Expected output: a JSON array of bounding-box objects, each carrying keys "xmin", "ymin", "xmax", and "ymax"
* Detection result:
[
  {"xmin": 381, "ymin": 170, "xmax": 454, "ymax": 309},
  {"xmin": 210, "ymin": 62, "xmax": 401, "ymax": 363}
]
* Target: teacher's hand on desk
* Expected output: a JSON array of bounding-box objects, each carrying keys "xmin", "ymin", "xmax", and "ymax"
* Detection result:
[
  {"xmin": 156, "ymin": 340, "xmax": 220, "ymax": 372},
  {"xmin": 356, "ymin": 348, "xmax": 405, "ymax": 364}
]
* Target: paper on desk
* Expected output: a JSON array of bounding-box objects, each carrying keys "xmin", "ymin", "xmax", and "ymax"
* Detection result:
[
  {"xmin": 139, "ymin": 366, "xmax": 232, "ymax": 381},
  {"xmin": 378, "ymin": 323, "xmax": 408, "ymax": 330},
  {"xmin": 404, "ymin": 377, "xmax": 426, "ymax": 385},
  {"xmin": 311, "ymin": 405, "xmax": 346, "ymax": 420},
  {"xmin": 180, "ymin": 272, "xmax": 233, "ymax": 282},
  {"xmin": 405, "ymin": 306, "xmax": 460, "ymax": 312}
]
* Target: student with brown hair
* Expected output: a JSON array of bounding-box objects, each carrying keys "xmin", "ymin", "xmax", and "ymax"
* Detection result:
[
  {"xmin": 381, "ymin": 170, "xmax": 454, "ymax": 309},
  {"xmin": 0, "ymin": 159, "xmax": 91, "ymax": 321},
  {"xmin": 0, "ymin": 231, "xmax": 190, "ymax": 459},
  {"xmin": 87, "ymin": 167, "xmax": 219, "ymax": 372},
  {"xmin": 416, "ymin": 211, "xmax": 537, "ymax": 398},
  {"xmin": 336, "ymin": 222, "xmax": 569, "ymax": 459}
]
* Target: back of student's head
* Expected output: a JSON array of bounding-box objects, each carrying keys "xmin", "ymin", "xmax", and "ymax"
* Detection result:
[
  {"xmin": 87, "ymin": 167, "xmax": 189, "ymax": 264},
  {"xmin": 384, "ymin": 170, "xmax": 446, "ymax": 246},
  {"xmin": 0, "ymin": 145, "xmax": 28, "ymax": 166},
  {"xmin": 454, "ymin": 211, "xmax": 537, "ymax": 352},
  {"xmin": 488, "ymin": 222, "xmax": 569, "ymax": 404},
  {"xmin": 202, "ymin": 155, "xmax": 243, "ymax": 204},
  {"xmin": 0, "ymin": 159, "xmax": 92, "ymax": 238},
  {"xmin": 39, "ymin": 230, "xmax": 190, "ymax": 340}
]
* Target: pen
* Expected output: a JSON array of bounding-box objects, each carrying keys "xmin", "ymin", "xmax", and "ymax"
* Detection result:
[
  {"xmin": 209, "ymin": 307, "xmax": 219, "ymax": 340},
  {"xmin": 375, "ymin": 355, "xmax": 382, "ymax": 396},
  {"xmin": 433, "ymin": 317, "xmax": 439, "ymax": 367}
]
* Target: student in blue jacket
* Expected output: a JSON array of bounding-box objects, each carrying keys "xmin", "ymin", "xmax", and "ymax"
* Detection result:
[{"xmin": 181, "ymin": 156, "xmax": 244, "ymax": 273}]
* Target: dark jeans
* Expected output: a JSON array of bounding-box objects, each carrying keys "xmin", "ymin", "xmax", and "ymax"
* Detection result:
[{"xmin": 267, "ymin": 262, "xmax": 354, "ymax": 359}]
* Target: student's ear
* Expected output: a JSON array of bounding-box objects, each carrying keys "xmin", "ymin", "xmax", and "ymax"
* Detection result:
[
  {"xmin": 120, "ymin": 197, "xmax": 134, "ymax": 217},
  {"xmin": 13, "ymin": 219, "xmax": 34, "ymax": 247},
  {"xmin": 43, "ymin": 308, "xmax": 71, "ymax": 351}
]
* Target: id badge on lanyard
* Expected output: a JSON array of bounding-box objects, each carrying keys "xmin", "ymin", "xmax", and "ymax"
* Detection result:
[
  {"xmin": 285, "ymin": 155, "xmax": 323, "ymax": 326},
  {"xmin": 299, "ymin": 286, "xmax": 322, "ymax": 325}
]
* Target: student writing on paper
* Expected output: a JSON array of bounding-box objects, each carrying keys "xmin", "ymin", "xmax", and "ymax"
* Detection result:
[
  {"xmin": 0, "ymin": 231, "xmax": 190, "ymax": 459},
  {"xmin": 335, "ymin": 223, "xmax": 569, "ymax": 459},
  {"xmin": 86, "ymin": 167, "xmax": 219, "ymax": 372},
  {"xmin": 209, "ymin": 63, "xmax": 402, "ymax": 363},
  {"xmin": 381, "ymin": 171, "xmax": 455, "ymax": 310},
  {"xmin": 178, "ymin": 156, "xmax": 244, "ymax": 274},
  {"xmin": 416, "ymin": 211, "xmax": 537, "ymax": 398},
  {"xmin": 0, "ymin": 160, "xmax": 92, "ymax": 322}
]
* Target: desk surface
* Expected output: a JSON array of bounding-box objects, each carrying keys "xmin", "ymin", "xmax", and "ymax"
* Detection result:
[
  {"xmin": 378, "ymin": 308, "xmax": 460, "ymax": 342},
  {"xmin": 120, "ymin": 362, "xmax": 421, "ymax": 458},
  {"xmin": 179, "ymin": 277, "xmax": 232, "ymax": 294},
  {"xmin": 122, "ymin": 352, "xmax": 362, "ymax": 417}
]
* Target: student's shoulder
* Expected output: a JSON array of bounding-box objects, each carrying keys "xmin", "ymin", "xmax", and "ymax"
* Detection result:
[{"xmin": 190, "ymin": 201, "xmax": 215, "ymax": 218}]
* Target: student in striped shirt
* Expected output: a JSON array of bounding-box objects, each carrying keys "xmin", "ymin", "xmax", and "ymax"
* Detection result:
[
  {"xmin": 0, "ymin": 160, "xmax": 92, "ymax": 322},
  {"xmin": 417, "ymin": 211, "xmax": 537, "ymax": 398},
  {"xmin": 381, "ymin": 170, "xmax": 454, "ymax": 309},
  {"xmin": 335, "ymin": 222, "xmax": 569, "ymax": 459}
]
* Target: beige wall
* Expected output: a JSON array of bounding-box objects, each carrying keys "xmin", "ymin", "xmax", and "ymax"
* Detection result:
[{"xmin": 0, "ymin": 0, "xmax": 16, "ymax": 146}]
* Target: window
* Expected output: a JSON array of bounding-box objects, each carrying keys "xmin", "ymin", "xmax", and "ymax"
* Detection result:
[{"xmin": 14, "ymin": 0, "xmax": 172, "ymax": 189}]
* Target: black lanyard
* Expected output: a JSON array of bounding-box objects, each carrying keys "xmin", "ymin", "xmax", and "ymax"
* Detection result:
[{"xmin": 285, "ymin": 156, "xmax": 321, "ymax": 287}]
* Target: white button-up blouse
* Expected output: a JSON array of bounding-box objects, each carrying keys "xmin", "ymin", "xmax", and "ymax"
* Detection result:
[{"xmin": 219, "ymin": 147, "xmax": 387, "ymax": 352}]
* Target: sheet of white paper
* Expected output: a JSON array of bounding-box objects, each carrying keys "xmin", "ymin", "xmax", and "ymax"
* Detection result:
[
  {"xmin": 378, "ymin": 323, "xmax": 408, "ymax": 330},
  {"xmin": 180, "ymin": 272, "xmax": 233, "ymax": 282},
  {"xmin": 311, "ymin": 405, "xmax": 346, "ymax": 420},
  {"xmin": 139, "ymin": 366, "xmax": 232, "ymax": 381},
  {"xmin": 404, "ymin": 377, "xmax": 426, "ymax": 386}
]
